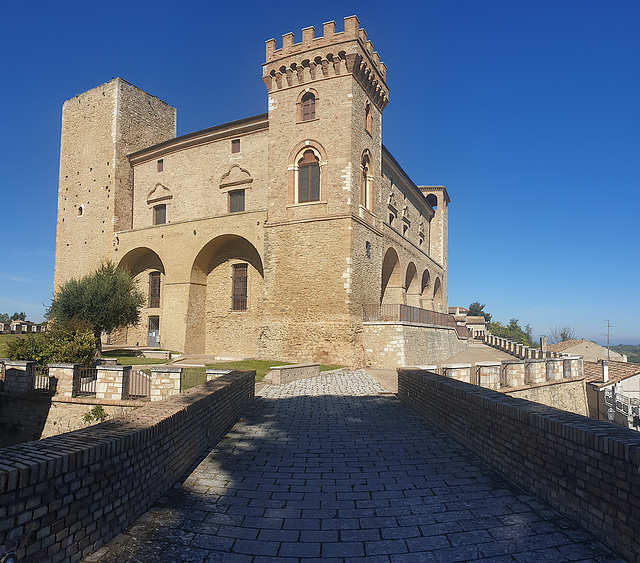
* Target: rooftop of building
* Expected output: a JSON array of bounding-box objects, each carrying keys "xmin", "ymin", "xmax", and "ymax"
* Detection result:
[{"xmin": 583, "ymin": 359, "xmax": 640, "ymax": 387}]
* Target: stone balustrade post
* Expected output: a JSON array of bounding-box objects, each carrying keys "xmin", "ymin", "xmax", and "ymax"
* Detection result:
[
  {"xmin": 441, "ymin": 363, "xmax": 472, "ymax": 384},
  {"xmin": 525, "ymin": 359, "xmax": 546, "ymax": 385},
  {"xmin": 475, "ymin": 362, "xmax": 501, "ymax": 390},
  {"xmin": 4, "ymin": 360, "xmax": 35, "ymax": 393},
  {"xmin": 150, "ymin": 366, "xmax": 182, "ymax": 401},
  {"xmin": 546, "ymin": 358, "xmax": 564, "ymax": 381},
  {"xmin": 502, "ymin": 360, "xmax": 525, "ymax": 388},
  {"xmin": 206, "ymin": 368, "xmax": 234, "ymax": 381},
  {"xmin": 47, "ymin": 363, "xmax": 80, "ymax": 398},
  {"xmin": 96, "ymin": 365, "xmax": 130, "ymax": 400}
]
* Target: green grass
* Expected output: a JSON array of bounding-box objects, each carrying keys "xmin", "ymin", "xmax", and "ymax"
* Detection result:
[
  {"xmin": 101, "ymin": 349, "xmax": 168, "ymax": 365},
  {"xmin": 0, "ymin": 334, "xmax": 22, "ymax": 357}
]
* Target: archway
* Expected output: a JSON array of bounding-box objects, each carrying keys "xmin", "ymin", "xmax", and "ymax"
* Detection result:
[
  {"xmin": 186, "ymin": 235, "xmax": 264, "ymax": 355},
  {"xmin": 420, "ymin": 270, "xmax": 433, "ymax": 310},
  {"xmin": 117, "ymin": 247, "xmax": 166, "ymax": 347},
  {"xmin": 433, "ymin": 277, "xmax": 443, "ymax": 312},
  {"xmin": 381, "ymin": 247, "xmax": 402, "ymax": 305},
  {"xmin": 405, "ymin": 262, "xmax": 420, "ymax": 307}
]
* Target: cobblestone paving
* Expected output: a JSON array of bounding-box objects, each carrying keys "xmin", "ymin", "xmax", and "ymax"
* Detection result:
[{"xmin": 86, "ymin": 370, "xmax": 625, "ymax": 562}]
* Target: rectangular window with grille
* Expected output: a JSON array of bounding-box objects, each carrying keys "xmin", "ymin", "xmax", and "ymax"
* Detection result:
[
  {"xmin": 232, "ymin": 263, "xmax": 248, "ymax": 311},
  {"xmin": 153, "ymin": 204, "xmax": 166, "ymax": 225},
  {"xmin": 149, "ymin": 272, "xmax": 161, "ymax": 308}
]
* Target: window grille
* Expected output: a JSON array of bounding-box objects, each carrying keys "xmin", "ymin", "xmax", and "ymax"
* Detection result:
[{"xmin": 232, "ymin": 263, "xmax": 248, "ymax": 311}]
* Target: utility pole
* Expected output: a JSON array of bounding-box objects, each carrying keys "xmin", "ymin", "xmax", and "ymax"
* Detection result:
[{"xmin": 603, "ymin": 320, "xmax": 611, "ymax": 362}]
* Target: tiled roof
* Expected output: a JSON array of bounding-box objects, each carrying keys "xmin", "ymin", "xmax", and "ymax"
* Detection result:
[
  {"xmin": 583, "ymin": 360, "xmax": 640, "ymax": 387},
  {"xmin": 547, "ymin": 339, "xmax": 589, "ymax": 352}
]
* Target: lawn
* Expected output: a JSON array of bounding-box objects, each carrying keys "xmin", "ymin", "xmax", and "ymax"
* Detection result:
[{"xmin": 101, "ymin": 349, "xmax": 168, "ymax": 365}]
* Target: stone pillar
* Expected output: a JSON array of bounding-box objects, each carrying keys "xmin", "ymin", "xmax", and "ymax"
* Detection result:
[
  {"xmin": 96, "ymin": 365, "xmax": 130, "ymax": 400},
  {"xmin": 540, "ymin": 336, "xmax": 547, "ymax": 353},
  {"xmin": 475, "ymin": 362, "xmax": 501, "ymax": 390},
  {"xmin": 150, "ymin": 366, "xmax": 182, "ymax": 401},
  {"xmin": 502, "ymin": 360, "xmax": 525, "ymax": 388},
  {"xmin": 4, "ymin": 360, "xmax": 34, "ymax": 393},
  {"xmin": 206, "ymin": 368, "xmax": 234, "ymax": 381},
  {"xmin": 442, "ymin": 364, "xmax": 472, "ymax": 384},
  {"xmin": 48, "ymin": 363, "xmax": 79, "ymax": 398},
  {"xmin": 546, "ymin": 358, "xmax": 564, "ymax": 381},
  {"xmin": 525, "ymin": 359, "xmax": 546, "ymax": 385}
]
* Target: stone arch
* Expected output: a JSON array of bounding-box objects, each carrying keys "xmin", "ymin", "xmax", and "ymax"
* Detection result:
[
  {"xmin": 433, "ymin": 277, "xmax": 443, "ymax": 311},
  {"xmin": 186, "ymin": 235, "xmax": 264, "ymax": 355},
  {"xmin": 426, "ymin": 193, "xmax": 438, "ymax": 210},
  {"xmin": 147, "ymin": 183, "xmax": 172, "ymax": 205},
  {"xmin": 381, "ymin": 247, "xmax": 402, "ymax": 305},
  {"xmin": 405, "ymin": 262, "xmax": 420, "ymax": 307},
  {"xmin": 420, "ymin": 270, "xmax": 433, "ymax": 309},
  {"xmin": 117, "ymin": 247, "xmax": 166, "ymax": 346}
]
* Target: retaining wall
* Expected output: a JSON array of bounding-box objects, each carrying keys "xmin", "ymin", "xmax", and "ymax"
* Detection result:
[
  {"xmin": 0, "ymin": 370, "xmax": 255, "ymax": 562},
  {"xmin": 398, "ymin": 369, "xmax": 640, "ymax": 563}
]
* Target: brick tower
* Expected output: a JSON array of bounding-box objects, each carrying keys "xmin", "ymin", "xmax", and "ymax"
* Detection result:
[{"xmin": 259, "ymin": 17, "xmax": 390, "ymax": 364}]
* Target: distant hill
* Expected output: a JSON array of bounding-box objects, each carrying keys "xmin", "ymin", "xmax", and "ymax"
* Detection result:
[{"xmin": 611, "ymin": 344, "xmax": 640, "ymax": 364}]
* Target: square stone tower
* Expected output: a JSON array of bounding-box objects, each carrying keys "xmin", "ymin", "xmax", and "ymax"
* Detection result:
[{"xmin": 54, "ymin": 78, "xmax": 176, "ymax": 290}]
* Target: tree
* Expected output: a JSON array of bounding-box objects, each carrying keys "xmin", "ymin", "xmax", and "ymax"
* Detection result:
[
  {"xmin": 7, "ymin": 319, "xmax": 96, "ymax": 367},
  {"xmin": 10, "ymin": 312, "xmax": 26, "ymax": 321},
  {"xmin": 548, "ymin": 325, "xmax": 576, "ymax": 344},
  {"xmin": 488, "ymin": 318, "xmax": 534, "ymax": 347},
  {"xmin": 47, "ymin": 261, "xmax": 145, "ymax": 354},
  {"xmin": 468, "ymin": 302, "xmax": 492, "ymax": 323}
]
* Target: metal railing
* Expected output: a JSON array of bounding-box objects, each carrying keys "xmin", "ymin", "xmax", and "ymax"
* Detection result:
[
  {"xmin": 124, "ymin": 368, "xmax": 151, "ymax": 400},
  {"xmin": 363, "ymin": 304, "xmax": 471, "ymax": 338},
  {"xmin": 75, "ymin": 367, "xmax": 97, "ymax": 397},
  {"xmin": 32, "ymin": 365, "xmax": 52, "ymax": 393}
]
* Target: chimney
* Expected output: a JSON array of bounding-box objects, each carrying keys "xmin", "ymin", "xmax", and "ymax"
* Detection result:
[
  {"xmin": 602, "ymin": 360, "xmax": 609, "ymax": 383},
  {"xmin": 540, "ymin": 336, "xmax": 547, "ymax": 352}
]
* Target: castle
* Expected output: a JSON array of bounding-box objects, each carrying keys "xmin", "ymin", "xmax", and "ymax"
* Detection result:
[{"xmin": 54, "ymin": 16, "xmax": 454, "ymax": 367}]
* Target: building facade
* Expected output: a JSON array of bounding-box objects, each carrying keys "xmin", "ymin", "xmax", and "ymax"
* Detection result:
[{"xmin": 54, "ymin": 17, "xmax": 450, "ymax": 366}]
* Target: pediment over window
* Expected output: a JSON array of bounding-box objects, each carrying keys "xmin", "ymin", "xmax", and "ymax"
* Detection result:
[
  {"xmin": 220, "ymin": 165, "xmax": 253, "ymax": 189},
  {"xmin": 147, "ymin": 184, "xmax": 172, "ymax": 205},
  {"xmin": 387, "ymin": 191, "xmax": 397, "ymax": 211}
]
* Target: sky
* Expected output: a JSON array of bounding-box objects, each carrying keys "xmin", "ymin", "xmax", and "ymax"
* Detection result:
[{"xmin": 0, "ymin": 0, "xmax": 638, "ymax": 345}]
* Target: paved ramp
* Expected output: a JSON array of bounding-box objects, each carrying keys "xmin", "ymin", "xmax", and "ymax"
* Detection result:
[{"xmin": 86, "ymin": 371, "xmax": 623, "ymax": 562}]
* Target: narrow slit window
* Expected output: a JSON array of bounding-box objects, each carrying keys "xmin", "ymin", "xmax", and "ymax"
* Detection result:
[
  {"xmin": 157, "ymin": 159, "xmax": 163, "ymax": 172},
  {"xmin": 231, "ymin": 139, "xmax": 240, "ymax": 153}
]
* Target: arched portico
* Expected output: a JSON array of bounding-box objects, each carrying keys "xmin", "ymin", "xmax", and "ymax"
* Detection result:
[
  {"xmin": 185, "ymin": 235, "xmax": 264, "ymax": 355},
  {"xmin": 405, "ymin": 262, "xmax": 420, "ymax": 307},
  {"xmin": 381, "ymin": 247, "xmax": 402, "ymax": 305}
]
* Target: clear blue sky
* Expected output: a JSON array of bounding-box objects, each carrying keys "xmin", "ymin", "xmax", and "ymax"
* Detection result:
[{"xmin": 1, "ymin": 0, "xmax": 638, "ymax": 345}]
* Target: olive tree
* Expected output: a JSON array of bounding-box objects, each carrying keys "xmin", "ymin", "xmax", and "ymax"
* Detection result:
[{"xmin": 48, "ymin": 261, "xmax": 145, "ymax": 354}]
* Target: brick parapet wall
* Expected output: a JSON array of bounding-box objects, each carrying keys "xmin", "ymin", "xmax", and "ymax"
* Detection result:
[
  {"xmin": 398, "ymin": 369, "xmax": 640, "ymax": 563},
  {"xmin": 0, "ymin": 370, "xmax": 255, "ymax": 562}
]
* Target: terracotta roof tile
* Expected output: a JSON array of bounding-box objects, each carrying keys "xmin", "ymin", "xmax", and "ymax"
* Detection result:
[{"xmin": 583, "ymin": 360, "xmax": 640, "ymax": 387}]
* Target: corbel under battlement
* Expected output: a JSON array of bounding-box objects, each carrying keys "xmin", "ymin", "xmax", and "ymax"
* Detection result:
[{"xmin": 263, "ymin": 16, "xmax": 388, "ymax": 111}]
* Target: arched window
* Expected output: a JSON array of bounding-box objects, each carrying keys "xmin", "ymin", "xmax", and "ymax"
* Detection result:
[
  {"xmin": 301, "ymin": 92, "xmax": 315, "ymax": 121},
  {"xmin": 298, "ymin": 149, "xmax": 320, "ymax": 203},
  {"xmin": 361, "ymin": 154, "xmax": 371, "ymax": 209},
  {"xmin": 365, "ymin": 102, "xmax": 373, "ymax": 134}
]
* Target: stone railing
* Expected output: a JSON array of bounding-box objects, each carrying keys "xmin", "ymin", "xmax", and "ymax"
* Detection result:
[
  {"xmin": 483, "ymin": 333, "xmax": 562, "ymax": 359},
  {"xmin": 0, "ymin": 360, "xmax": 189, "ymax": 402},
  {"xmin": 0, "ymin": 370, "xmax": 255, "ymax": 563},
  {"xmin": 398, "ymin": 369, "xmax": 640, "ymax": 563},
  {"xmin": 429, "ymin": 355, "xmax": 582, "ymax": 391}
]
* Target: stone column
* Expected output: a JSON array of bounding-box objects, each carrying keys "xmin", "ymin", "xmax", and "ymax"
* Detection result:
[
  {"xmin": 475, "ymin": 362, "xmax": 501, "ymax": 390},
  {"xmin": 96, "ymin": 365, "xmax": 130, "ymax": 400},
  {"xmin": 4, "ymin": 360, "xmax": 34, "ymax": 393},
  {"xmin": 546, "ymin": 358, "xmax": 564, "ymax": 381},
  {"xmin": 442, "ymin": 364, "xmax": 472, "ymax": 384},
  {"xmin": 525, "ymin": 359, "xmax": 546, "ymax": 385},
  {"xmin": 150, "ymin": 366, "xmax": 182, "ymax": 401},
  {"xmin": 502, "ymin": 360, "xmax": 525, "ymax": 388},
  {"xmin": 206, "ymin": 368, "xmax": 234, "ymax": 381},
  {"xmin": 48, "ymin": 363, "xmax": 79, "ymax": 398}
]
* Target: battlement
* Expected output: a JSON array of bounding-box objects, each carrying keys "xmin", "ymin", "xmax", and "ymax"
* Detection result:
[{"xmin": 263, "ymin": 16, "xmax": 388, "ymax": 110}]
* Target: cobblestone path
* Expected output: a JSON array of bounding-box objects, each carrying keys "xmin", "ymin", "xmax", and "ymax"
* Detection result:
[{"xmin": 86, "ymin": 371, "xmax": 624, "ymax": 562}]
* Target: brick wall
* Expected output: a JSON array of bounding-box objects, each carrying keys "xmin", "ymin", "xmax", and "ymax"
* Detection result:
[
  {"xmin": 398, "ymin": 369, "xmax": 640, "ymax": 563},
  {"xmin": 0, "ymin": 371, "xmax": 254, "ymax": 562}
]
